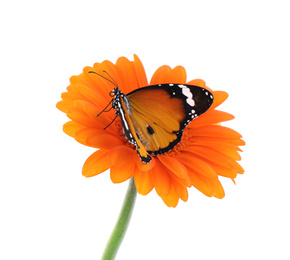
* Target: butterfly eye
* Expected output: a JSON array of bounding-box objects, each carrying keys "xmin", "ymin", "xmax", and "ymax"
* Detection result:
[{"xmin": 109, "ymin": 90, "xmax": 115, "ymax": 97}]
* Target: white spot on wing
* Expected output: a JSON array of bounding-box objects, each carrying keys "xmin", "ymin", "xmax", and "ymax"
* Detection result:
[{"xmin": 178, "ymin": 84, "xmax": 195, "ymax": 107}]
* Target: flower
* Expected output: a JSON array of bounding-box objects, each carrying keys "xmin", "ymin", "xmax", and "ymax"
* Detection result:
[{"xmin": 56, "ymin": 55, "xmax": 245, "ymax": 207}]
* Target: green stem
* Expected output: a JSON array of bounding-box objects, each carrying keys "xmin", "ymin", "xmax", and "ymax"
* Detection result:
[{"xmin": 101, "ymin": 177, "xmax": 137, "ymax": 260}]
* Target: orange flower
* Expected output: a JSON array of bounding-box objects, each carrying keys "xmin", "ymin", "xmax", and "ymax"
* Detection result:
[{"xmin": 56, "ymin": 55, "xmax": 245, "ymax": 207}]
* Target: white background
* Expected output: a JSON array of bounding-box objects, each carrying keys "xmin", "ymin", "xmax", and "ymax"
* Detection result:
[{"xmin": 1, "ymin": 0, "xmax": 290, "ymax": 259}]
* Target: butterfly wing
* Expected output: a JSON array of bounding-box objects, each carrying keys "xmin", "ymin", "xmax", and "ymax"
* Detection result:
[
  {"xmin": 118, "ymin": 93, "xmax": 152, "ymax": 163},
  {"xmin": 127, "ymin": 84, "xmax": 214, "ymax": 156}
]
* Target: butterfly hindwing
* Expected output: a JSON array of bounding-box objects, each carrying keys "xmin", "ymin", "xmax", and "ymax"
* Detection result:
[{"xmin": 126, "ymin": 84, "xmax": 214, "ymax": 157}]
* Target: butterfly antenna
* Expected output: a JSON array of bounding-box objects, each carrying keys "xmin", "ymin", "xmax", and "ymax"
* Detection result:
[
  {"xmin": 102, "ymin": 70, "xmax": 119, "ymax": 88},
  {"xmin": 88, "ymin": 71, "xmax": 118, "ymax": 88}
]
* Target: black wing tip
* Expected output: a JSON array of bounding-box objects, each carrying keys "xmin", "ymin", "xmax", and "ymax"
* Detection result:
[{"xmin": 137, "ymin": 151, "xmax": 152, "ymax": 164}]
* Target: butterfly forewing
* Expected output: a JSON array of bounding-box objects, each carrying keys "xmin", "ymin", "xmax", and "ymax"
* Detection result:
[{"xmin": 127, "ymin": 84, "xmax": 213, "ymax": 156}]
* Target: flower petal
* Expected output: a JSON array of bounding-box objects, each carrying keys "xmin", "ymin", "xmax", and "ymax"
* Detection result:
[
  {"xmin": 176, "ymin": 152, "xmax": 218, "ymax": 180},
  {"xmin": 185, "ymin": 146, "xmax": 236, "ymax": 169},
  {"xmin": 63, "ymin": 121, "xmax": 84, "ymax": 138},
  {"xmin": 209, "ymin": 163, "xmax": 238, "ymax": 179},
  {"xmin": 134, "ymin": 170, "xmax": 154, "ymax": 195},
  {"xmin": 66, "ymin": 108, "xmax": 102, "ymax": 128},
  {"xmin": 166, "ymin": 66, "xmax": 186, "ymax": 83},
  {"xmin": 189, "ymin": 141, "xmax": 242, "ymax": 161},
  {"xmin": 150, "ymin": 65, "xmax": 186, "ymax": 85},
  {"xmin": 116, "ymin": 57, "xmax": 139, "ymax": 93},
  {"xmin": 213, "ymin": 180, "xmax": 225, "ymax": 199},
  {"xmin": 110, "ymin": 162, "xmax": 135, "ymax": 183},
  {"xmin": 190, "ymin": 136, "xmax": 245, "ymax": 147},
  {"xmin": 172, "ymin": 180, "xmax": 188, "ymax": 202},
  {"xmin": 74, "ymin": 82, "xmax": 110, "ymax": 110},
  {"xmin": 210, "ymin": 91, "xmax": 229, "ymax": 110},
  {"xmin": 150, "ymin": 160, "xmax": 171, "ymax": 197},
  {"xmin": 190, "ymin": 110, "xmax": 235, "ymax": 127},
  {"xmin": 73, "ymin": 100, "xmax": 117, "ymax": 135},
  {"xmin": 109, "ymin": 146, "xmax": 136, "ymax": 183},
  {"xmin": 76, "ymin": 129, "xmax": 124, "ymax": 149},
  {"xmin": 134, "ymin": 54, "xmax": 148, "ymax": 87},
  {"xmin": 188, "ymin": 125, "xmax": 243, "ymax": 139},
  {"xmin": 162, "ymin": 186, "xmax": 179, "ymax": 208},
  {"xmin": 82, "ymin": 150, "xmax": 111, "ymax": 177},
  {"xmin": 187, "ymin": 169, "xmax": 217, "ymax": 197},
  {"xmin": 187, "ymin": 79, "xmax": 206, "ymax": 88},
  {"xmin": 158, "ymin": 155, "xmax": 188, "ymax": 179},
  {"xmin": 150, "ymin": 65, "xmax": 171, "ymax": 85}
]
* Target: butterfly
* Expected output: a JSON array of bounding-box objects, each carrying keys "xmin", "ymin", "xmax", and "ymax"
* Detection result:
[{"xmin": 90, "ymin": 71, "xmax": 214, "ymax": 164}]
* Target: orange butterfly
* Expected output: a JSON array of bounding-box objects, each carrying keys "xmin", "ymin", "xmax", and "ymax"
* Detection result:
[{"xmin": 90, "ymin": 71, "xmax": 214, "ymax": 164}]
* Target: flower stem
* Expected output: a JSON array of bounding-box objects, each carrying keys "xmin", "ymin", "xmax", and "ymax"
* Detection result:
[{"xmin": 101, "ymin": 177, "xmax": 137, "ymax": 260}]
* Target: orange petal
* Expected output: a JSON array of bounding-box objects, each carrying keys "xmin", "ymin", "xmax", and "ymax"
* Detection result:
[
  {"xmin": 190, "ymin": 110, "xmax": 235, "ymax": 127},
  {"xmin": 231, "ymin": 160, "xmax": 245, "ymax": 174},
  {"xmin": 150, "ymin": 65, "xmax": 186, "ymax": 85},
  {"xmin": 150, "ymin": 160, "xmax": 171, "ymax": 197},
  {"xmin": 150, "ymin": 65, "xmax": 172, "ymax": 85},
  {"xmin": 189, "ymin": 142, "xmax": 242, "ymax": 161},
  {"xmin": 57, "ymin": 87, "xmax": 84, "ymax": 113},
  {"xmin": 172, "ymin": 180, "xmax": 188, "ymax": 202},
  {"xmin": 176, "ymin": 152, "xmax": 218, "ymax": 180},
  {"xmin": 210, "ymin": 91, "xmax": 229, "ymax": 110},
  {"xmin": 185, "ymin": 146, "xmax": 236, "ymax": 169},
  {"xmin": 162, "ymin": 186, "xmax": 179, "ymax": 208},
  {"xmin": 134, "ymin": 170, "xmax": 154, "ymax": 195},
  {"xmin": 209, "ymin": 163, "xmax": 238, "ymax": 179},
  {"xmin": 63, "ymin": 121, "xmax": 84, "ymax": 138},
  {"xmin": 76, "ymin": 129, "xmax": 124, "ymax": 149},
  {"xmin": 213, "ymin": 180, "xmax": 225, "ymax": 199},
  {"xmin": 100, "ymin": 60, "xmax": 123, "ymax": 89},
  {"xmin": 108, "ymin": 146, "xmax": 135, "ymax": 165},
  {"xmin": 187, "ymin": 169, "xmax": 216, "ymax": 197},
  {"xmin": 116, "ymin": 57, "xmax": 139, "ymax": 94},
  {"xmin": 110, "ymin": 162, "xmax": 135, "ymax": 183},
  {"xmin": 190, "ymin": 136, "xmax": 245, "ymax": 147},
  {"xmin": 158, "ymin": 155, "xmax": 188, "ymax": 179},
  {"xmin": 73, "ymin": 100, "xmax": 117, "ymax": 135},
  {"xmin": 169, "ymin": 171, "xmax": 192, "ymax": 188},
  {"xmin": 74, "ymin": 82, "xmax": 110, "ymax": 110},
  {"xmin": 56, "ymin": 100, "xmax": 71, "ymax": 113},
  {"xmin": 187, "ymin": 79, "xmax": 206, "ymax": 88},
  {"xmin": 134, "ymin": 54, "xmax": 148, "ymax": 87},
  {"xmin": 66, "ymin": 108, "xmax": 102, "ymax": 129},
  {"xmin": 82, "ymin": 150, "xmax": 111, "ymax": 177},
  {"xmin": 166, "ymin": 66, "xmax": 186, "ymax": 83},
  {"xmin": 109, "ymin": 146, "xmax": 136, "ymax": 183},
  {"xmin": 190, "ymin": 139, "xmax": 243, "ymax": 152},
  {"xmin": 188, "ymin": 125, "xmax": 243, "ymax": 139}
]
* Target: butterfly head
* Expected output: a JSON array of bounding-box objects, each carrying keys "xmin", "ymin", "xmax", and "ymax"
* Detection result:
[{"xmin": 110, "ymin": 87, "xmax": 124, "ymax": 111}]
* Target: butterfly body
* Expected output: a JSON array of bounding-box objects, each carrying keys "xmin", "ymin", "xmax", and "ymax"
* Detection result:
[{"xmin": 110, "ymin": 84, "xmax": 214, "ymax": 164}]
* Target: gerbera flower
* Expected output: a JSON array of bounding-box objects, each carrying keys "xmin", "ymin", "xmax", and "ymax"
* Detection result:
[{"xmin": 56, "ymin": 55, "xmax": 244, "ymax": 207}]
